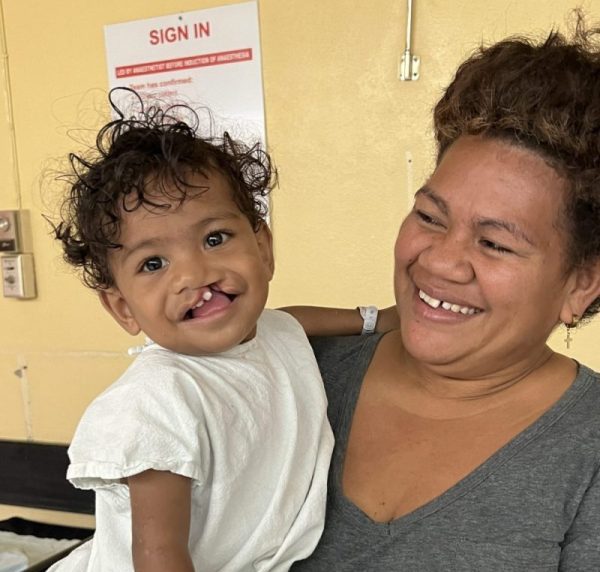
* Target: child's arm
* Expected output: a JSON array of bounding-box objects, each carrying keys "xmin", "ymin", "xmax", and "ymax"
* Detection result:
[
  {"xmin": 128, "ymin": 470, "xmax": 194, "ymax": 572},
  {"xmin": 280, "ymin": 305, "xmax": 399, "ymax": 337}
]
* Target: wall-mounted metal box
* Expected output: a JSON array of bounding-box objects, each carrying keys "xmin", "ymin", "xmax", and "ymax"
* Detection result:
[{"xmin": 0, "ymin": 210, "xmax": 32, "ymax": 253}]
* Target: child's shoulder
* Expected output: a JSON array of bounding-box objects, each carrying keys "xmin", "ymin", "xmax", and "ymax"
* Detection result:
[
  {"xmin": 120, "ymin": 344, "xmax": 186, "ymax": 379},
  {"xmin": 259, "ymin": 308, "xmax": 304, "ymax": 333},
  {"xmin": 77, "ymin": 347, "xmax": 207, "ymax": 431},
  {"xmin": 256, "ymin": 310, "xmax": 318, "ymax": 367},
  {"xmin": 257, "ymin": 309, "xmax": 312, "ymax": 347},
  {"xmin": 90, "ymin": 346, "xmax": 198, "ymax": 405}
]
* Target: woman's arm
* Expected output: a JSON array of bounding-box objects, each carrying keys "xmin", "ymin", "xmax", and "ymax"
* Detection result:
[
  {"xmin": 280, "ymin": 305, "xmax": 399, "ymax": 337},
  {"xmin": 128, "ymin": 470, "xmax": 194, "ymax": 572}
]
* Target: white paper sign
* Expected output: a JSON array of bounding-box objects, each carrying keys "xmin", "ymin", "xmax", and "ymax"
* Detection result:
[{"xmin": 104, "ymin": 1, "xmax": 265, "ymax": 144}]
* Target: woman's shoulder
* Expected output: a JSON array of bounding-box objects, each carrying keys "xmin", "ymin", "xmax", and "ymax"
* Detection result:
[
  {"xmin": 572, "ymin": 363, "xmax": 600, "ymax": 410},
  {"xmin": 307, "ymin": 334, "xmax": 384, "ymax": 417},
  {"xmin": 554, "ymin": 363, "xmax": 600, "ymax": 448},
  {"xmin": 577, "ymin": 362, "xmax": 600, "ymax": 383},
  {"xmin": 308, "ymin": 333, "xmax": 383, "ymax": 377},
  {"xmin": 572, "ymin": 363, "xmax": 600, "ymax": 408}
]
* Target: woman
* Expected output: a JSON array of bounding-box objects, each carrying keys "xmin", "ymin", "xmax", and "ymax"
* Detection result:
[{"xmin": 294, "ymin": 16, "xmax": 600, "ymax": 571}]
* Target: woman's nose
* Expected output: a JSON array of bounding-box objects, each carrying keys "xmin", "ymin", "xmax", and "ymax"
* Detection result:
[{"xmin": 420, "ymin": 233, "xmax": 475, "ymax": 284}]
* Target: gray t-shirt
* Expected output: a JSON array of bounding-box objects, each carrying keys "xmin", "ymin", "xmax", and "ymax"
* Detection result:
[{"xmin": 293, "ymin": 334, "xmax": 600, "ymax": 571}]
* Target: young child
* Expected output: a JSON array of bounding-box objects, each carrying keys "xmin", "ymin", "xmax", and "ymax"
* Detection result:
[{"xmin": 47, "ymin": 91, "xmax": 335, "ymax": 572}]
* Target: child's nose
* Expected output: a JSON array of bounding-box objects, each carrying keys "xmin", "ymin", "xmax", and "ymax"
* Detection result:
[{"xmin": 172, "ymin": 255, "xmax": 215, "ymax": 293}]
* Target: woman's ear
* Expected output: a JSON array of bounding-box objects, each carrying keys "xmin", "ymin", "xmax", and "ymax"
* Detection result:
[
  {"xmin": 559, "ymin": 260, "xmax": 600, "ymax": 324},
  {"xmin": 256, "ymin": 222, "xmax": 275, "ymax": 280},
  {"xmin": 98, "ymin": 288, "xmax": 141, "ymax": 335}
]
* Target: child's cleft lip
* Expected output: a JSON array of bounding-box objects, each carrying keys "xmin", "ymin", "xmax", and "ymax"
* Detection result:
[{"xmin": 183, "ymin": 286, "xmax": 236, "ymax": 320}]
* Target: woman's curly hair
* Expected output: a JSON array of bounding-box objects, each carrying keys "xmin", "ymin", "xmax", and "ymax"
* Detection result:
[
  {"xmin": 433, "ymin": 12, "xmax": 600, "ymax": 319},
  {"xmin": 54, "ymin": 88, "xmax": 276, "ymax": 290}
]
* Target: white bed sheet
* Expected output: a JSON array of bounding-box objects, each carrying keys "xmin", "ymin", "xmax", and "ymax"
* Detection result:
[{"xmin": 0, "ymin": 531, "xmax": 79, "ymax": 572}]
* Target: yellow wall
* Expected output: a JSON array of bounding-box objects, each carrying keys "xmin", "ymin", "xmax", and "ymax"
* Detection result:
[{"xmin": 1, "ymin": 0, "xmax": 599, "ymax": 451}]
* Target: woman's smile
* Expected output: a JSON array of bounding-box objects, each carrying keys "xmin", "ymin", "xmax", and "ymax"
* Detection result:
[{"xmin": 417, "ymin": 288, "xmax": 481, "ymax": 316}]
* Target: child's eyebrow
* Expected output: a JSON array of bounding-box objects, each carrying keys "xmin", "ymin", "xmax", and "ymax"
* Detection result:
[{"xmin": 119, "ymin": 237, "xmax": 166, "ymax": 264}]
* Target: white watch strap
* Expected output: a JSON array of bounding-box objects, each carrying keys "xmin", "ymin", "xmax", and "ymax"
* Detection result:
[{"xmin": 358, "ymin": 305, "xmax": 378, "ymax": 335}]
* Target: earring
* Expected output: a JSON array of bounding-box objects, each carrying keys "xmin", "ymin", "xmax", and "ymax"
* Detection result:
[{"xmin": 564, "ymin": 315, "xmax": 581, "ymax": 350}]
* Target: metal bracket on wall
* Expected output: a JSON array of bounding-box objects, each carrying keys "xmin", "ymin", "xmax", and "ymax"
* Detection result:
[{"xmin": 399, "ymin": 0, "xmax": 420, "ymax": 81}]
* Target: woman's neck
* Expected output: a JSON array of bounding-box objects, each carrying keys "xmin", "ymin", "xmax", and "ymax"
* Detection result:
[{"xmin": 377, "ymin": 330, "xmax": 577, "ymax": 419}]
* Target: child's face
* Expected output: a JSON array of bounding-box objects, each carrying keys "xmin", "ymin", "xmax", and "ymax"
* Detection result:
[{"xmin": 99, "ymin": 170, "xmax": 274, "ymax": 356}]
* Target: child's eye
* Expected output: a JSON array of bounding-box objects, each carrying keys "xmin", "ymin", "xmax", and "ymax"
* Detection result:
[
  {"xmin": 205, "ymin": 231, "xmax": 230, "ymax": 248},
  {"xmin": 480, "ymin": 239, "xmax": 513, "ymax": 254},
  {"xmin": 140, "ymin": 256, "xmax": 168, "ymax": 272}
]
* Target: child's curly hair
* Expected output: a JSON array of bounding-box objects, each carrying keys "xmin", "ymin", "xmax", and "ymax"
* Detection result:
[
  {"xmin": 433, "ymin": 12, "xmax": 600, "ymax": 319},
  {"xmin": 54, "ymin": 89, "xmax": 276, "ymax": 290}
]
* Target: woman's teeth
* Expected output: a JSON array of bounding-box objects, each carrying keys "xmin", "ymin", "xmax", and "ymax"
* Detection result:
[{"xmin": 419, "ymin": 289, "xmax": 478, "ymax": 315}]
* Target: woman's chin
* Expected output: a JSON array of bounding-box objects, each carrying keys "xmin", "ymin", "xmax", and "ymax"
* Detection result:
[{"xmin": 400, "ymin": 323, "xmax": 472, "ymax": 368}]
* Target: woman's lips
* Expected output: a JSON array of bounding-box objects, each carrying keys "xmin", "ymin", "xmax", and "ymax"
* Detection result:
[{"xmin": 418, "ymin": 289, "xmax": 481, "ymax": 315}]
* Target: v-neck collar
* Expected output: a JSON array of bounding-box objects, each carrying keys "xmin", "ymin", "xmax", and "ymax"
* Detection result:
[{"xmin": 332, "ymin": 337, "xmax": 595, "ymax": 535}]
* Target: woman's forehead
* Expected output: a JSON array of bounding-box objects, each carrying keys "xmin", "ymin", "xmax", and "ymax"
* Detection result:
[
  {"xmin": 431, "ymin": 136, "xmax": 566, "ymax": 201},
  {"xmin": 423, "ymin": 136, "xmax": 569, "ymax": 236}
]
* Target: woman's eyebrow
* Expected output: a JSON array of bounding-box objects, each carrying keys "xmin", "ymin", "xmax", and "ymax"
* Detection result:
[
  {"xmin": 477, "ymin": 218, "xmax": 535, "ymax": 246},
  {"xmin": 415, "ymin": 186, "xmax": 449, "ymax": 215},
  {"xmin": 415, "ymin": 185, "xmax": 535, "ymax": 246}
]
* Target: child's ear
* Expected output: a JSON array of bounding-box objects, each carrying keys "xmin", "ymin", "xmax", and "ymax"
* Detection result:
[
  {"xmin": 559, "ymin": 260, "xmax": 600, "ymax": 325},
  {"xmin": 98, "ymin": 288, "xmax": 141, "ymax": 335},
  {"xmin": 256, "ymin": 222, "xmax": 275, "ymax": 279}
]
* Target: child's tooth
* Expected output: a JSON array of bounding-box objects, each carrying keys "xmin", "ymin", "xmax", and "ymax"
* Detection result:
[
  {"xmin": 441, "ymin": 301, "xmax": 452, "ymax": 310},
  {"xmin": 202, "ymin": 290, "xmax": 213, "ymax": 301},
  {"xmin": 450, "ymin": 304, "xmax": 461, "ymax": 313}
]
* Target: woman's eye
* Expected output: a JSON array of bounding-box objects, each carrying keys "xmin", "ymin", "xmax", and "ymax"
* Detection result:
[
  {"xmin": 415, "ymin": 210, "xmax": 441, "ymax": 226},
  {"xmin": 141, "ymin": 256, "xmax": 168, "ymax": 272},
  {"xmin": 480, "ymin": 239, "xmax": 512, "ymax": 254},
  {"xmin": 205, "ymin": 231, "xmax": 230, "ymax": 248}
]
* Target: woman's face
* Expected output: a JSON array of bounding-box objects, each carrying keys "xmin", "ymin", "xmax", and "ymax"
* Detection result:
[{"xmin": 394, "ymin": 135, "xmax": 579, "ymax": 376}]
